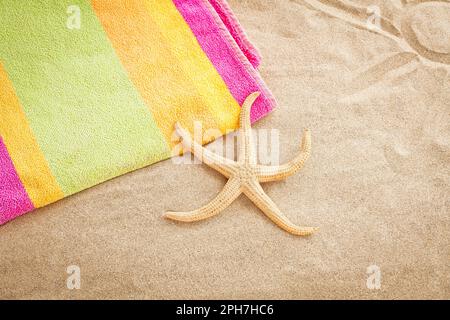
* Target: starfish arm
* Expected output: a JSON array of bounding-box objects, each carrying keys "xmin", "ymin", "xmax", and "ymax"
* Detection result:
[
  {"xmin": 256, "ymin": 129, "xmax": 311, "ymax": 182},
  {"xmin": 175, "ymin": 123, "xmax": 236, "ymax": 177},
  {"xmin": 164, "ymin": 178, "xmax": 242, "ymax": 222},
  {"xmin": 238, "ymin": 92, "xmax": 260, "ymax": 165},
  {"xmin": 243, "ymin": 179, "xmax": 317, "ymax": 236}
]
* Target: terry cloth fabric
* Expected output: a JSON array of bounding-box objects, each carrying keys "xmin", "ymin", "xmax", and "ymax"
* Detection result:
[{"xmin": 0, "ymin": 0, "xmax": 276, "ymax": 225}]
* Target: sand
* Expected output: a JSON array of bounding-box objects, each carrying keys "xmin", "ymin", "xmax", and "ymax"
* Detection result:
[{"xmin": 0, "ymin": 0, "xmax": 449, "ymax": 299}]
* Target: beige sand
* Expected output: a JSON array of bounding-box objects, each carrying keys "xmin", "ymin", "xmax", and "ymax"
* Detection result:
[{"xmin": 0, "ymin": 0, "xmax": 449, "ymax": 299}]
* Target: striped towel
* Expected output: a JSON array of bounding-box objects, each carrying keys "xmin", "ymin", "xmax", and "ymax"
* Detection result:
[{"xmin": 0, "ymin": 0, "xmax": 275, "ymax": 225}]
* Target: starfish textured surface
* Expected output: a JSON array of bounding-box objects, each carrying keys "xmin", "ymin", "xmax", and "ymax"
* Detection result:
[{"xmin": 165, "ymin": 92, "xmax": 317, "ymax": 236}]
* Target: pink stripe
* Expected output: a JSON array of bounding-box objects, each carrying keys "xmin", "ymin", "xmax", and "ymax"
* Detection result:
[
  {"xmin": 208, "ymin": 0, "xmax": 261, "ymax": 68},
  {"xmin": 173, "ymin": 0, "xmax": 276, "ymax": 123},
  {"xmin": 0, "ymin": 138, "xmax": 34, "ymax": 225}
]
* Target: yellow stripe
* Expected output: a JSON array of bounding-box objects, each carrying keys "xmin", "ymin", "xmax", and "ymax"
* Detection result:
[
  {"xmin": 144, "ymin": 0, "xmax": 241, "ymax": 135},
  {"xmin": 0, "ymin": 63, "xmax": 64, "ymax": 207}
]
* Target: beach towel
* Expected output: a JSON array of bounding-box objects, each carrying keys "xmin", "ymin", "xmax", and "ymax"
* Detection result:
[{"xmin": 0, "ymin": 0, "xmax": 276, "ymax": 225}]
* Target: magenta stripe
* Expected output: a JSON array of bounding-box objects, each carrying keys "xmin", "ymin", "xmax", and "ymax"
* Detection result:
[
  {"xmin": 208, "ymin": 0, "xmax": 261, "ymax": 68},
  {"xmin": 173, "ymin": 0, "xmax": 276, "ymax": 123},
  {"xmin": 0, "ymin": 138, "xmax": 34, "ymax": 225}
]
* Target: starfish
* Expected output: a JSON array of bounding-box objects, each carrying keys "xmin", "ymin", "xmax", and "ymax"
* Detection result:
[{"xmin": 164, "ymin": 92, "xmax": 317, "ymax": 236}]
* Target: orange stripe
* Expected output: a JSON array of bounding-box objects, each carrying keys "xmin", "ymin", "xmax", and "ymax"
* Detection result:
[{"xmin": 0, "ymin": 63, "xmax": 64, "ymax": 207}]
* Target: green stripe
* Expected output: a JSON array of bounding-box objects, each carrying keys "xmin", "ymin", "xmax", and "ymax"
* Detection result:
[{"xmin": 0, "ymin": 0, "xmax": 170, "ymax": 195}]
